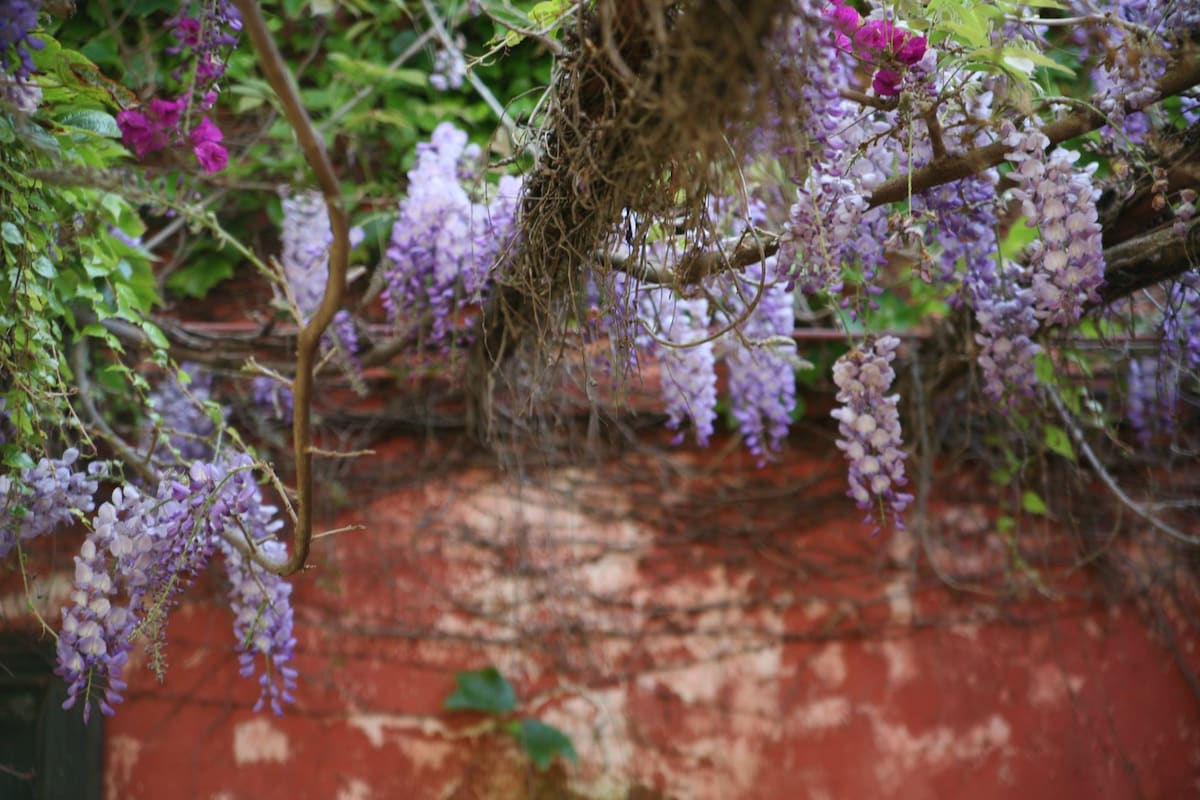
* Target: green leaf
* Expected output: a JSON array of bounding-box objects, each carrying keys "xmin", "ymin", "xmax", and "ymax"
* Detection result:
[
  {"xmin": 140, "ymin": 321, "xmax": 170, "ymax": 350},
  {"xmin": 56, "ymin": 109, "xmax": 123, "ymax": 138},
  {"xmin": 327, "ymin": 53, "xmax": 428, "ymax": 87},
  {"xmin": 3, "ymin": 450, "xmax": 36, "ymax": 471},
  {"xmin": 516, "ymin": 719, "xmax": 578, "ymax": 770},
  {"xmin": 1034, "ymin": 352, "xmax": 1056, "ymax": 386},
  {"xmin": 2, "ymin": 221, "xmax": 24, "ymax": 245},
  {"xmin": 165, "ymin": 258, "xmax": 235, "ymax": 298},
  {"xmin": 31, "ymin": 256, "xmax": 56, "ymax": 279},
  {"xmin": 1043, "ymin": 424, "xmax": 1075, "ymax": 462},
  {"xmin": 444, "ymin": 667, "xmax": 518, "ymax": 715},
  {"xmin": 1021, "ymin": 490, "xmax": 1048, "ymax": 516}
]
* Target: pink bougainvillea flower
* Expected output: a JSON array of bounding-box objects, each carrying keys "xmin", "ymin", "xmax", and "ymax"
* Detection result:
[
  {"xmin": 896, "ymin": 34, "xmax": 928, "ymax": 66},
  {"xmin": 853, "ymin": 19, "xmax": 891, "ymax": 53},
  {"xmin": 116, "ymin": 97, "xmax": 186, "ymax": 158},
  {"xmin": 189, "ymin": 116, "xmax": 229, "ymax": 173},
  {"xmin": 872, "ymin": 68, "xmax": 903, "ymax": 97},
  {"xmin": 826, "ymin": 1, "xmax": 861, "ymax": 36}
]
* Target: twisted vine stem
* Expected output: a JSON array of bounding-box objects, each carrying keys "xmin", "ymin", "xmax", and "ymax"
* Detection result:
[{"xmin": 232, "ymin": 0, "xmax": 350, "ymax": 575}]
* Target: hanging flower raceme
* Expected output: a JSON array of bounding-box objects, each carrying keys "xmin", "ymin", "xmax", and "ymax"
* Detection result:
[
  {"xmin": 383, "ymin": 123, "xmax": 522, "ymax": 348},
  {"xmin": 0, "ymin": 448, "xmax": 107, "ymax": 559},
  {"xmin": 1003, "ymin": 124, "xmax": 1105, "ymax": 326},
  {"xmin": 0, "ymin": 0, "xmax": 44, "ymax": 81},
  {"xmin": 965, "ymin": 258, "xmax": 1042, "ymax": 406},
  {"xmin": 721, "ymin": 262, "xmax": 798, "ymax": 464},
  {"xmin": 831, "ymin": 336, "xmax": 912, "ymax": 531},
  {"xmin": 637, "ymin": 287, "xmax": 718, "ymax": 446},
  {"xmin": 56, "ymin": 454, "xmax": 298, "ymax": 721}
]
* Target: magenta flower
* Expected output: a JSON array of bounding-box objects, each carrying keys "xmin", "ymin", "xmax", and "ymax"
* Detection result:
[
  {"xmin": 189, "ymin": 116, "xmax": 228, "ymax": 173},
  {"xmin": 853, "ymin": 20, "xmax": 890, "ymax": 53},
  {"xmin": 872, "ymin": 68, "xmax": 902, "ymax": 97},
  {"xmin": 826, "ymin": 2, "xmax": 861, "ymax": 36},
  {"xmin": 823, "ymin": 4, "xmax": 928, "ymax": 98},
  {"xmin": 116, "ymin": 97, "xmax": 186, "ymax": 158},
  {"xmin": 896, "ymin": 34, "xmax": 927, "ymax": 66}
]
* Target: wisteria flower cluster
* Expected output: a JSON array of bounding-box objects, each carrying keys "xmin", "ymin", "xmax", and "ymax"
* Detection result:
[
  {"xmin": 1126, "ymin": 356, "xmax": 1178, "ymax": 445},
  {"xmin": 146, "ymin": 363, "xmax": 220, "ymax": 462},
  {"xmin": 776, "ymin": 4, "xmax": 891, "ymax": 297},
  {"xmin": 720, "ymin": 262, "xmax": 798, "ymax": 463},
  {"xmin": 831, "ymin": 336, "xmax": 912, "ymax": 530},
  {"xmin": 383, "ymin": 123, "xmax": 522, "ymax": 348},
  {"xmin": 0, "ymin": 448, "xmax": 106, "ymax": 559},
  {"xmin": 637, "ymin": 288, "xmax": 718, "ymax": 446},
  {"xmin": 0, "ymin": 0, "xmax": 43, "ymax": 81},
  {"xmin": 55, "ymin": 453, "xmax": 296, "ymax": 721},
  {"xmin": 1163, "ymin": 276, "xmax": 1200, "ymax": 372},
  {"xmin": 1004, "ymin": 124, "xmax": 1105, "ymax": 326},
  {"xmin": 430, "ymin": 43, "xmax": 467, "ymax": 91},
  {"xmin": 966, "ymin": 258, "xmax": 1042, "ymax": 406},
  {"xmin": 826, "ymin": 1, "xmax": 927, "ymax": 96},
  {"xmin": 37, "ymin": 365, "xmax": 299, "ymax": 722}
]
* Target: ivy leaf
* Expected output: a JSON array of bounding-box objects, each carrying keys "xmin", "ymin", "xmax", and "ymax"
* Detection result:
[
  {"xmin": 1021, "ymin": 490, "xmax": 1048, "ymax": 516},
  {"xmin": 516, "ymin": 718, "xmax": 578, "ymax": 770},
  {"xmin": 166, "ymin": 258, "xmax": 234, "ymax": 299},
  {"xmin": 3, "ymin": 449, "xmax": 35, "ymax": 471},
  {"xmin": 56, "ymin": 110, "xmax": 122, "ymax": 138},
  {"xmin": 1, "ymin": 222, "xmax": 23, "ymax": 245},
  {"xmin": 1043, "ymin": 424, "xmax": 1075, "ymax": 462},
  {"xmin": 444, "ymin": 667, "xmax": 518, "ymax": 715}
]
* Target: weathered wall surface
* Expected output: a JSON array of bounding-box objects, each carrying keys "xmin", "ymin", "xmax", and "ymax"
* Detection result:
[{"xmin": 13, "ymin": 433, "xmax": 1200, "ymax": 799}]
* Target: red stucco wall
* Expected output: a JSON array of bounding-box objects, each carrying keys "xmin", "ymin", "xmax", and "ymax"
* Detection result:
[{"xmin": 87, "ymin": 432, "xmax": 1200, "ymax": 799}]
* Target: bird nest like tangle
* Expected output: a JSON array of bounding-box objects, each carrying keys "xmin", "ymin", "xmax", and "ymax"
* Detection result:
[{"xmin": 467, "ymin": 0, "xmax": 799, "ymax": 446}]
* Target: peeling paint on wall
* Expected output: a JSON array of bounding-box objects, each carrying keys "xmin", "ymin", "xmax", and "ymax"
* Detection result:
[{"xmin": 233, "ymin": 718, "xmax": 291, "ymax": 765}]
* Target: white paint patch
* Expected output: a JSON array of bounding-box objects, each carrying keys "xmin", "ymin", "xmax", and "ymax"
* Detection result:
[
  {"xmin": 1027, "ymin": 663, "xmax": 1084, "ymax": 708},
  {"xmin": 402, "ymin": 739, "xmax": 456, "ymax": 772},
  {"xmin": 106, "ymin": 735, "xmax": 141, "ymax": 798},
  {"xmin": 232, "ymin": 718, "xmax": 290, "ymax": 765},
  {"xmin": 792, "ymin": 697, "xmax": 852, "ymax": 733},
  {"xmin": 0, "ymin": 572, "xmax": 73, "ymax": 620},
  {"xmin": 879, "ymin": 640, "xmax": 917, "ymax": 687},
  {"xmin": 809, "ymin": 643, "xmax": 847, "ymax": 687},
  {"xmin": 950, "ymin": 622, "xmax": 980, "ymax": 641},
  {"xmin": 804, "ymin": 599, "xmax": 830, "ymax": 620},
  {"xmin": 868, "ymin": 709, "xmax": 1011, "ymax": 792},
  {"xmin": 336, "ymin": 777, "xmax": 372, "ymax": 800},
  {"xmin": 885, "ymin": 579, "xmax": 914, "ymax": 626},
  {"xmin": 346, "ymin": 712, "xmax": 448, "ymax": 748}
]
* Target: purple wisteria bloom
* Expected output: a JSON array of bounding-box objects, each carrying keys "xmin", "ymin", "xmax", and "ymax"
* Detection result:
[
  {"xmin": 57, "ymin": 453, "xmax": 299, "ymax": 721},
  {"xmin": 383, "ymin": 123, "xmax": 522, "ymax": 348},
  {"xmin": 1126, "ymin": 356, "xmax": 1178, "ymax": 445},
  {"xmin": 1004, "ymin": 124, "xmax": 1105, "ymax": 326},
  {"xmin": 966, "ymin": 259, "xmax": 1042, "ymax": 405},
  {"xmin": 638, "ymin": 288, "xmax": 717, "ymax": 446},
  {"xmin": 721, "ymin": 261, "xmax": 797, "ymax": 463},
  {"xmin": 216, "ymin": 455, "xmax": 297, "ymax": 715},
  {"xmin": 0, "ymin": 0, "xmax": 44, "ymax": 81},
  {"xmin": 831, "ymin": 335, "xmax": 912, "ymax": 531},
  {"xmin": 0, "ymin": 448, "xmax": 106, "ymax": 559},
  {"xmin": 278, "ymin": 189, "xmax": 365, "ymax": 391}
]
